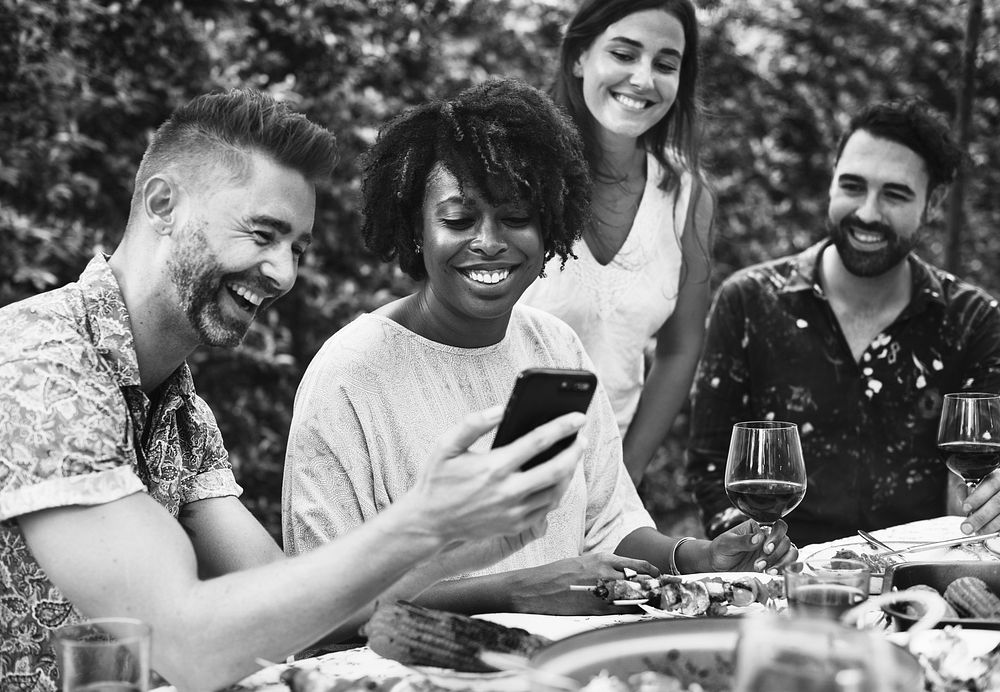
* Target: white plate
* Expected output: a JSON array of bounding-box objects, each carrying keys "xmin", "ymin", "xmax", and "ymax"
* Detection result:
[
  {"xmin": 890, "ymin": 627, "xmax": 1000, "ymax": 658},
  {"xmin": 888, "ymin": 627, "xmax": 1000, "ymax": 685},
  {"xmin": 475, "ymin": 613, "xmax": 650, "ymax": 641},
  {"xmin": 798, "ymin": 539, "xmax": 956, "ymax": 568},
  {"xmin": 797, "ymin": 539, "xmax": 964, "ymax": 594},
  {"xmin": 406, "ymin": 665, "xmax": 524, "ymax": 690},
  {"xmin": 678, "ymin": 571, "xmax": 781, "ymax": 583}
]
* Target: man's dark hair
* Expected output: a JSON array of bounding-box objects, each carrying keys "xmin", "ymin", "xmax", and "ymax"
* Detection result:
[
  {"xmin": 835, "ymin": 97, "xmax": 963, "ymax": 192},
  {"xmin": 130, "ymin": 88, "xmax": 338, "ymax": 212},
  {"xmin": 360, "ymin": 78, "xmax": 592, "ymax": 281}
]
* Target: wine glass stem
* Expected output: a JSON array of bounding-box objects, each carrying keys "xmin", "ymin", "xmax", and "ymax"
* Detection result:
[{"xmin": 759, "ymin": 523, "xmax": 774, "ymax": 535}]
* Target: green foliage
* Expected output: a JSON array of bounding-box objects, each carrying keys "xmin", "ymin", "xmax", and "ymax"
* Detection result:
[
  {"xmin": 701, "ymin": 0, "xmax": 1000, "ymax": 283},
  {"xmin": 2, "ymin": 0, "xmax": 998, "ymax": 542}
]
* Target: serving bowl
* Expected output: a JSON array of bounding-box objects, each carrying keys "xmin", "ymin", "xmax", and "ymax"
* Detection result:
[
  {"xmin": 882, "ymin": 561, "xmax": 1000, "ymax": 630},
  {"xmin": 529, "ymin": 617, "xmax": 923, "ymax": 692}
]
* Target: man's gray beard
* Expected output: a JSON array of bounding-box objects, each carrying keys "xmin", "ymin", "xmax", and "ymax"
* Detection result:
[{"xmin": 167, "ymin": 220, "xmax": 251, "ymax": 348}]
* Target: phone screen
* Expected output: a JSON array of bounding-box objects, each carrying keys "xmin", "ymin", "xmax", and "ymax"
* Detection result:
[{"xmin": 492, "ymin": 368, "xmax": 597, "ymax": 470}]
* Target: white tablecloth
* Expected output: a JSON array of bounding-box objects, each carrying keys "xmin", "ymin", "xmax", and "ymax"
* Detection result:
[
  {"xmin": 218, "ymin": 613, "xmax": 653, "ymax": 692},
  {"xmin": 798, "ymin": 515, "xmax": 997, "ymax": 563},
  {"xmin": 154, "ymin": 516, "xmax": 999, "ymax": 691}
]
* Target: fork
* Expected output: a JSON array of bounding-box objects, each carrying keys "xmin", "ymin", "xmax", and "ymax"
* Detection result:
[
  {"xmin": 857, "ymin": 529, "xmax": 893, "ymax": 552},
  {"xmin": 857, "ymin": 530, "xmax": 906, "ymax": 565}
]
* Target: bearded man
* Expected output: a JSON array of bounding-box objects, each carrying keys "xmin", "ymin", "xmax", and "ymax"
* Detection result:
[
  {"xmin": 685, "ymin": 97, "xmax": 1000, "ymax": 546},
  {"xmin": 0, "ymin": 88, "xmax": 583, "ymax": 691}
]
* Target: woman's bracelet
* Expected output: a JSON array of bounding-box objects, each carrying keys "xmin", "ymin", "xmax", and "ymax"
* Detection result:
[{"xmin": 668, "ymin": 536, "xmax": 697, "ymax": 575}]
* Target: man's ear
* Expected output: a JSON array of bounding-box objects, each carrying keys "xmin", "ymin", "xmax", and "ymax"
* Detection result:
[
  {"xmin": 926, "ymin": 184, "xmax": 949, "ymax": 223},
  {"xmin": 143, "ymin": 175, "xmax": 177, "ymax": 235}
]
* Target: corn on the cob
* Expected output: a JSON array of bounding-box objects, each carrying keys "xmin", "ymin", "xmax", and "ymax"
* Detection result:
[
  {"xmin": 944, "ymin": 577, "xmax": 1000, "ymax": 618},
  {"xmin": 362, "ymin": 600, "xmax": 550, "ymax": 672}
]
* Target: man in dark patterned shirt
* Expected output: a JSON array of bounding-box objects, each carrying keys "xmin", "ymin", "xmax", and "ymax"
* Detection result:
[
  {"xmin": 687, "ymin": 98, "xmax": 1000, "ymax": 547},
  {"xmin": 0, "ymin": 89, "xmax": 584, "ymax": 691}
]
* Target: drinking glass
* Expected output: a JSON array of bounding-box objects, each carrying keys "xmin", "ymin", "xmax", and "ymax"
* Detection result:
[
  {"xmin": 724, "ymin": 421, "xmax": 807, "ymax": 533},
  {"xmin": 732, "ymin": 611, "xmax": 919, "ymax": 692},
  {"xmin": 937, "ymin": 392, "xmax": 1000, "ymax": 491},
  {"xmin": 784, "ymin": 559, "xmax": 870, "ymax": 620},
  {"xmin": 56, "ymin": 618, "xmax": 151, "ymax": 692}
]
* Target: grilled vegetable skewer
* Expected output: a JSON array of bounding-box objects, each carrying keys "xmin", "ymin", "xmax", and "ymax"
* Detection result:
[{"xmin": 581, "ymin": 574, "xmax": 781, "ymax": 616}]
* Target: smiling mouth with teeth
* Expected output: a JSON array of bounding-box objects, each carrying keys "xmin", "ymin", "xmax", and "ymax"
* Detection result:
[
  {"xmin": 227, "ymin": 282, "xmax": 265, "ymax": 311},
  {"xmin": 849, "ymin": 227, "xmax": 887, "ymax": 245},
  {"xmin": 463, "ymin": 268, "xmax": 511, "ymax": 285},
  {"xmin": 614, "ymin": 93, "xmax": 650, "ymax": 110}
]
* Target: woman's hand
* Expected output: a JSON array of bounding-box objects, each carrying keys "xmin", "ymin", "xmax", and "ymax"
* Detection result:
[
  {"xmin": 506, "ymin": 553, "xmax": 660, "ymax": 615},
  {"xmin": 707, "ymin": 519, "xmax": 798, "ymax": 574}
]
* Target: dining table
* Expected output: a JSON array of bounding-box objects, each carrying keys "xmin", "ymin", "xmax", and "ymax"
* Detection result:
[{"xmin": 154, "ymin": 514, "xmax": 1000, "ymax": 692}]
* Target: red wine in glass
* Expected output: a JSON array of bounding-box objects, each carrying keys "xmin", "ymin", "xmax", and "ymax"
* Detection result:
[
  {"xmin": 937, "ymin": 393, "xmax": 1000, "ymax": 491},
  {"xmin": 725, "ymin": 479, "xmax": 806, "ymax": 526},
  {"xmin": 724, "ymin": 421, "xmax": 808, "ymax": 532},
  {"xmin": 938, "ymin": 441, "xmax": 1000, "ymax": 488}
]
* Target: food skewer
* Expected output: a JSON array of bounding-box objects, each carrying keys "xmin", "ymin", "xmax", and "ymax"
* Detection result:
[{"xmin": 568, "ymin": 573, "xmax": 783, "ymax": 616}]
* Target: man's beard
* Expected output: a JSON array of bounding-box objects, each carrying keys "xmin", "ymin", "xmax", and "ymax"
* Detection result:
[
  {"xmin": 166, "ymin": 220, "xmax": 255, "ymax": 348},
  {"xmin": 827, "ymin": 213, "xmax": 916, "ymax": 278}
]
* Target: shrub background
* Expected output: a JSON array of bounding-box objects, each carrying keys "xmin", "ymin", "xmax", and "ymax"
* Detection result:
[{"xmin": 2, "ymin": 0, "xmax": 997, "ymax": 542}]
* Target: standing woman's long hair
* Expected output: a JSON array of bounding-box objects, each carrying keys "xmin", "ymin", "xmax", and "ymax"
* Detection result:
[{"xmin": 551, "ymin": 0, "xmax": 704, "ymax": 192}]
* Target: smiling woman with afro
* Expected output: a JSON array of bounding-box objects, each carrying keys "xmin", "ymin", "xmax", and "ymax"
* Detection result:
[{"xmin": 360, "ymin": 77, "xmax": 591, "ymax": 280}]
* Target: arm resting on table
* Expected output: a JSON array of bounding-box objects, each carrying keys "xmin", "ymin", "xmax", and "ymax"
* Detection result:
[{"xmin": 20, "ymin": 491, "xmax": 448, "ymax": 692}]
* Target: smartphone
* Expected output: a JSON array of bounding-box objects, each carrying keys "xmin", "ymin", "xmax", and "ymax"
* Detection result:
[{"xmin": 492, "ymin": 368, "xmax": 597, "ymax": 470}]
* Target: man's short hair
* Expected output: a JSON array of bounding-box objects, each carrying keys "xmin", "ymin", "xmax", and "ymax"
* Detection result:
[
  {"xmin": 130, "ymin": 88, "xmax": 338, "ymax": 210},
  {"xmin": 834, "ymin": 97, "xmax": 963, "ymax": 192}
]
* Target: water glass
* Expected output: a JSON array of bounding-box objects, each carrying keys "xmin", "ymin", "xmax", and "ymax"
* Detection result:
[
  {"xmin": 56, "ymin": 617, "xmax": 151, "ymax": 692},
  {"xmin": 732, "ymin": 611, "xmax": 917, "ymax": 692},
  {"xmin": 784, "ymin": 559, "xmax": 870, "ymax": 620}
]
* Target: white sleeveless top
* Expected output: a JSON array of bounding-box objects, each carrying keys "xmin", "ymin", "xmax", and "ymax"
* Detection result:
[{"xmin": 520, "ymin": 154, "xmax": 692, "ymax": 435}]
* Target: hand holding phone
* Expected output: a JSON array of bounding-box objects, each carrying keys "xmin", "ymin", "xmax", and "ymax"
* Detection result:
[{"xmin": 492, "ymin": 368, "xmax": 597, "ymax": 470}]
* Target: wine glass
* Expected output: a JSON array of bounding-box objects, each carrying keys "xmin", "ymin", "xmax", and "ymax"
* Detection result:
[
  {"xmin": 937, "ymin": 392, "xmax": 1000, "ymax": 491},
  {"xmin": 724, "ymin": 421, "xmax": 807, "ymax": 533}
]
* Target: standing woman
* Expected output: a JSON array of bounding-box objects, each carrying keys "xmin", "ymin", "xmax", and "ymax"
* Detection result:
[{"xmin": 521, "ymin": 0, "xmax": 715, "ymax": 484}]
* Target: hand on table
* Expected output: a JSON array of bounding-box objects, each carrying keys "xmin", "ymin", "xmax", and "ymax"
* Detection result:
[
  {"xmin": 707, "ymin": 519, "xmax": 799, "ymax": 574},
  {"xmin": 506, "ymin": 553, "xmax": 661, "ymax": 615}
]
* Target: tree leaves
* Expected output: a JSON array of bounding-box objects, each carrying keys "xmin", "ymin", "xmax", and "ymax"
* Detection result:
[{"xmin": 2, "ymin": 0, "xmax": 997, "ymax": 542}]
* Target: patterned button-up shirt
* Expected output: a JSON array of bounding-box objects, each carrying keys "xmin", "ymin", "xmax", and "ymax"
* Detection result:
[
  {"xmin": 687, "ymin": 240, "xmax": 1000, "ymax": 546},
  {"xmin": 0, "ymin": 255, "xmax": 241, "ymax": 691}
]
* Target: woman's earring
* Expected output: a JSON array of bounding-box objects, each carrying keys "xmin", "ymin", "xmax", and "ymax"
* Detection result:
[{"xmin": 414, "ymin": 239, "xmax": 423, "ymax": 255}]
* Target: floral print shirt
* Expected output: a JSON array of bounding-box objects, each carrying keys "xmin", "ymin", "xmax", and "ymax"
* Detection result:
[
  {"xmin": 0, "ymin": 255, "xmax": 241, "ymax": 692},
  {"xmin": 687, "ymin": 241, "xmax": 1000, "ymax": 546}
]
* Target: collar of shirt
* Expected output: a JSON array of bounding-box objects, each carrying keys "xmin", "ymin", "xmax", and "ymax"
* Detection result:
[
  {"xmin": 777, "ymin": 239, "xmax": 948, "ymax": 317},
  {"xmin": 79, "ymin": 253, "xmax": 197, "ymax": 414}
]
